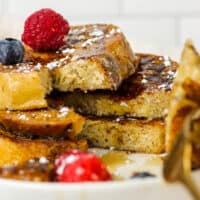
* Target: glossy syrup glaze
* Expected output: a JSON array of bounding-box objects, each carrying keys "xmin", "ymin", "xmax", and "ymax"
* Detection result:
[
  {"xmin": 0, "ymin": 62, "xmax": 44, "ymax": 73},
  {"xmin": 3, "ymin": 107, "xmax": 70, "ymax": 121},
  {"xmin": 107, "ymin": 53, "xmax": 178, "ymax": 100},
  {"xmin": 0, "ymin": 24, "xmax": 122, "ymax": 73},
  {"xmin": 0, "ymin": 158, "xmax": 54, "ymax": 182},
  {"xmin": 23, "ymin": 24, "xmax": 122, "ymax": 70},
  {"xmin": 0, "ymin": 104, "xmax": 85, "ymax": 140}
]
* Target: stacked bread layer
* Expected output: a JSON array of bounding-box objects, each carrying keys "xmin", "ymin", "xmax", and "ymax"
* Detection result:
[
  {"xmin": 165, "ymin": 41, "xmax": 200, "ymax": 167},
  {"xmin": 0, "ymin": 24, "xmax": 137, "ymax": 165},
  {"xmin": 64, "ymin": 54, "xmax": 178, "ymax": 153},
  {"xmin": 0, "ymin": 24, "xmax": 178, "ymax": 167}
]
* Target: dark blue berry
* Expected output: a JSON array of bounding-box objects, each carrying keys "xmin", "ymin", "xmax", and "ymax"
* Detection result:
[
  {"xmin": 131, "ymin": 172, "xmax": 155, "ymax": 179},
  {"xmin": 0, "ymin": 38, "xmax": 24, "ymax": 65}
]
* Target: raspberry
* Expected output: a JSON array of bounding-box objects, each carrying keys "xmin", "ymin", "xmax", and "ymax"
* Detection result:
[
  {"xmin": 22, "ymin": 8, "xmax": 70, "ymax": 51},
  {"xmin": 55, "ymin": 150, "xmax": 112, "ymax": 182}
]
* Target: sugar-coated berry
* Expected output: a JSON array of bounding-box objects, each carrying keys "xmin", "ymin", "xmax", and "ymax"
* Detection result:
[
  {"xmin": 55, "ymin": 150, "xmax": 112, "ymax": 182},
  {"xmin": 22, "ymin": 8, "xmax": 70, "ymax": 51},
  {"xmin": 0, "ymin": 38, "xmax": 24, "ymax": 65}
]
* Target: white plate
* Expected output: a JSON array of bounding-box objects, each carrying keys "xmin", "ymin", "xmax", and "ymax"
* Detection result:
[{"xmin": 0, "ymin": 149, "xmax": 198, "ymax": 200}]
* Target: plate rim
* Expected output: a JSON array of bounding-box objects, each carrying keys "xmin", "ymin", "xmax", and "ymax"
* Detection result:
[{"xmin": 0, "ymin": 177, "xmax": 162, "ymax": 191}]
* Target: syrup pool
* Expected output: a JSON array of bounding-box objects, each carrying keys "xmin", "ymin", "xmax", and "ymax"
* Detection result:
[{"xmin": 90, "ymin": 148, "xmax": 164, "ymax": 180}]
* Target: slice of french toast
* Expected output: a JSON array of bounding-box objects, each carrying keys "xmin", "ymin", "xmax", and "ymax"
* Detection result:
[
  {"xmin": 0, "ymin": 24, "xmax": 136, "ymax": 110},
  {"xmin": 0, "ymin": 128, "xmax": 87, "ymax": 166},
  {"xmin": 166, "ymin": 40, "xmax": 200, "ymax": 152},
  {"xmin": 0, "ymin": 107, "xmax": 85, "ymax": 139},
  {"xmin": 26, "ymin": 24, "xmax": 138, "ymax": 92},
  {"xmin": 77, "ymin": 117, "xmax": 165, "ymax": 154},
  {"xmin": 64, "ymin": 53, "xmax": 177, "ymax": 119},
  {"xmin": 0, "ymin": 63, "xmax": 52, "ymax": 110}
]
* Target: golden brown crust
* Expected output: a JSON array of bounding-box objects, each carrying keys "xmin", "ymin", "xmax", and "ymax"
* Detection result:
[
  {"xmin": 77, "ymin": 117, "xmax": 165, "ymax": 154},
  {"xmin": 0, "ymin": 158, "xmax": 54, "ymax": 182},
  {"xmin": 0, "ymin": 107, "xmax": 85, "ymax": 139},
  {"xmin": 64, "ymin": 53, "xmax": 177, "ymax": 119},
  {"xmin": 0, "ymin": 67, "xmax": 51, "ymax": 110},
  {"xmin": 26, "ymin": 24, "xmax": 138, "ymax": 92},
  {"xmin": 0, "ymin": 24, "xmax": 137, "ymax": 111},
  {"xmin": 0, "ymin": 129, "xmax": 88, "ymax": 166}
]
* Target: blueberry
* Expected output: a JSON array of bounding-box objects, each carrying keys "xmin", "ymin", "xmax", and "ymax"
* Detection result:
[
  {"xmin": 131, "ymin": 172, "xmax": 155, "ymax": 179},
  {"xmin": 0, "ymin": 38, "xmax": 24, "ymax": 65}
]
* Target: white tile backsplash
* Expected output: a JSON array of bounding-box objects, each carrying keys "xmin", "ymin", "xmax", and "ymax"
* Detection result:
[
  {"xmin": 1, "ymin": 0, "xmax": 200, "ymax": 56},
  {"xmin": 0, "ymin": 0, "xmax": 6, "ymax": 15},
  {"xmin": 123, "ymin": 0, "xmax": 200, "ymax": 16},
  {"xmin": 65, "ymin": 17, "xmax": 176, "ymax": 51},
  {"xmin": 7, "ymin": 0, "xmax": 119, "ymax": 17},
  {"xmin": 180, "ymin": 18, "xmax": 200, "ymax": 51},
  {"xmin": 115, "ymin": 19, "xmax": 176, "ymax": 49}
]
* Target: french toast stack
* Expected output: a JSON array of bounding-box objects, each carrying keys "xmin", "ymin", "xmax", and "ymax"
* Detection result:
[
  {"xmin": 28, "ymin": 23, "xmax": 178, "ymax": 154},
  {"xmin": 0, "ymin": 20, "xmax": 178, "ymax": 167},
  {"xmin": 64, "ymin": 53, "xmax": 178, "ymax": 153},
  {"xmin": 0, "ymin": 24, "xmax": 138, "ymax": 165},
  {"xmin": 0, "ymin": 34, "xmax": 89, "ymax": 165}
]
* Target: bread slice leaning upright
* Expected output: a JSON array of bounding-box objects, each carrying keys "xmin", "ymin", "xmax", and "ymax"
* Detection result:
[{"xmin": 166, "ymin": 40, "xmax": 200, "ymax": 166}]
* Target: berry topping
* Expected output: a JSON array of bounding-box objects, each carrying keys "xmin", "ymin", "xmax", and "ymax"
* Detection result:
[
  {"xmin": 55, "ymin": 150, "xmax": 112, "ymax": 182},
  {"xmin": 0, "ymin": 38, "xmax": 24, "ymax": 65},
  {"xmin": 22, "ymin": 8, "xmax": 70, "ymax": 52},
  {"xmin": 131, "ymin": 172, "xmax": 155, "ymax": 179}
]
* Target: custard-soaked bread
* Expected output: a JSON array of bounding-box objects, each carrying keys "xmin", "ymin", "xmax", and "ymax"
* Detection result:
[
  {"xmin": 0, "ymin": 107, "xmax": 85, "ymax": 139},
  {"xmin": 26, "ymin": 24, "xmax": 138, "ymax": 92},
  {"xmin": 0, "ymin": 24, "xmax": 136, "ymax": 110},
  {"xmin": 0, "ymin": 129, "xmax": 87, "ymax": 166},
  {"xmin": 166, "ymin": 40, "xmax": 200, "ymax": 152},
  {"xmin": 77, "ymin": 117, "xmax": 165, "ymax": 153},
  {"xmin": 64, "ymin": 54, "xmax": 177, "ymax": 119},
  {"xmin": 0, "ymin": 63, "xmax": 52, "ymax": 110}
]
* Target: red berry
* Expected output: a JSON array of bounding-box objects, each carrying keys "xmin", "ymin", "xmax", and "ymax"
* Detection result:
[
  {"xmin": 55, "ymin": 150, "xmax": 112, "ymax": 182},
  {"xmin": 22, "ymin": 8, "xmax": 70, "ymax": 51}
]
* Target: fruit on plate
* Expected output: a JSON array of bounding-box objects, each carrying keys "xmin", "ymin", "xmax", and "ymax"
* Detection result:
[
  {"xmin": 22, "ymin": 8, "xmax": 70, "ymax": 51},
  {"xmin": 0, "ymin": 38, "xmax": 24, "ymax": 65},
  {"xmin": 55, "ymin": 150, "xmax": 112, "ymax": 182},
  {"xmin": 0, "ymin": 150, "xmax": 112, "ymax": 182}
]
